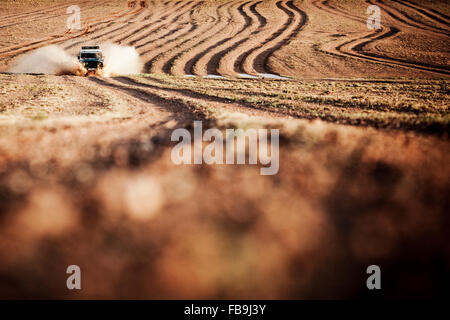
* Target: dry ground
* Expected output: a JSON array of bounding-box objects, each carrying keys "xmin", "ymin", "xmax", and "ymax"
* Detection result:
[{"xmin": 0, "ymin": 0, "xmax": 449, "ymax": 299}]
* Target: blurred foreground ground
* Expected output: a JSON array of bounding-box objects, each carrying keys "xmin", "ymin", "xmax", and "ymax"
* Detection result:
[{"xmin": 0, "ymin": 74, "xmax": 449, "ymax": 299}]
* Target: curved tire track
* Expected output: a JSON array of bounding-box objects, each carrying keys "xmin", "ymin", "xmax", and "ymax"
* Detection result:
[
  {"xmin": 313, "ymin": 0, "xmax": 450, "ymax": 76},
  {"xmin": 160, "ymin": 0, "xmax": 238, "ymax": 75},
  {"xmin": 0, "ymin": 0, "xmax": 92, "ymax": 27},
  {"xmin": 394, "ymin": 0, "xmax": 450, "ymax": 29},
  {"xmin": 241, "ymin": 1, "xmax": 307, "ymax": 76},
  {"xmin": 119, "ymin": 1, "xmax": 195, "ymax": 47},
  {"xmin": 184, "ymin": 1, "xmax": 254, "ymax": 76},
  {"xmin": 0, "ymin": 5, "xmax": 142, "ymax": 61},
  {"xmin": 203, "ymin": 1, "xmax": 260, "ymax": 75},
  {"xmin": 369, "ymin": 0, "xmax": 450, "ymax": 37}
]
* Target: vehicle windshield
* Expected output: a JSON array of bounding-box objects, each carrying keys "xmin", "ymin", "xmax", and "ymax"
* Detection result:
[{"xmin": 81, "ymin": 52, "xmax": 102, "ymax": 59}]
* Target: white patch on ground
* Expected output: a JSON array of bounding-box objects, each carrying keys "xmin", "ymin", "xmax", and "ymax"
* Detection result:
[
  {"xmin": 258, "ymin": 73, "xmax": 291, "ymax": 80},
  {"xmin": 238, "ymin": 73, "xmax": 260, "ymax": 79},
  {"xmin": 203, "ymin": 75, "xmax": 226, "ymax": 79}
]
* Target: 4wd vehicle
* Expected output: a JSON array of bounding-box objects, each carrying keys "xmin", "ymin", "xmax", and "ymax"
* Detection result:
[{"xmin": 77, "ymin": 46, "xmax": 104, "ymax": 76}]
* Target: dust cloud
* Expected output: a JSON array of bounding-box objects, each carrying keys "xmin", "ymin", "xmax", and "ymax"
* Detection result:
[
  {"xmin": 9, "ymin": 45, "xmax": 86, "ymax": 76},
  {"xmin": 101, "ymin": 43, "xmax": 143, "ymax": 77}
]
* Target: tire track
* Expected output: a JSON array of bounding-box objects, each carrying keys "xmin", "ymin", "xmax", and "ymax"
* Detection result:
[
  {"xmin": 81, "ymin": 4, "xmax": 135, "ymax": 34},
  {"xmin": 0, "ymin": 1, "xmax": 100, "ymax": 34},
  {"xmin": 342, "ymin": 27, "xmax": 450, "ymax": 75},
  {"xmin": 136, "ymin": 5, "xmax": 200, "ymax": 66},
  {"xmin": 103, "ymin": 76, "xmax": 280, "ymax": 120},
  {"xmin": 183, "ymin": 1, "xmax": 253, "ymax": 76},
  {"xmin": 127, "ymin": 1, "xmax": 206, "ymax": 74},
  {"xmin": 132, "ymin": 1, "xmax": 201, "ymax": 49},
  {"xmin": 80, "ymin": 0, "xmax": 174, "ymax": 46},
  {"xmin": 369, "ymin": 0, "xmax": 450, "ymax": 36},
  {"xmin": 77, "ymin": 6, "xmax": 151, "ymax": 46},
  {"xmin": 209, "ymin": 1, "xmax": 269, "ymax": 76},
  {"xmin": 0, "ymin": 0, "xmax": 92, "ymax": 26},
  {"xmin": 163, "ymin": 1, "xmax": 238, "ymax": 76},
  {"xmin": 175, "ymin": 0, "xmax": 246, "ymax": 75},
  {"xmin": 0, "ymin": 5, "xmax": 143, "ymax": 61},
  {"xmin": 202, "ymin": 1, "xmax": 260, "ymax": 76},
  {"xmin": 313, "ymin": 0, "xmax": 450, "ymax": 75},
  {"xmin": 311, "ymin": 0, "xmax": 367, "ymax": 24},
  {"xmin": 140, "ymin": 2, "xmax": 222, "ymax": 74},
  {"xmin": 394, "ymin": 0, "xmax": 450, "ymax": 28},
  {"xmin": 398, "ymin": 0, "xmax": 450, "ymax": 23},
  {"xmin": 62, "ymin": 7, "xmax": 152, "ymax": 50},
  {"xmin": 1, "ymin": 10, "xmax": 82, "ymax": 30},
  {"xmin": 119, "ymin": 1, "xmax": 194, "ymax": 48},
  {"xmin": 218, "ymin": 1, "xmax": 268, "ymax": 76},
  {"xmin": 241, "ymin": 1, "xmax": 307, "ymax": 76}
]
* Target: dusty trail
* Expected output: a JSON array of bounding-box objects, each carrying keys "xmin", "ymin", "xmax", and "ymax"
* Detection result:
[{"xmin": 89, "ymin": 77, "xmax": 203, "ymax": 120}]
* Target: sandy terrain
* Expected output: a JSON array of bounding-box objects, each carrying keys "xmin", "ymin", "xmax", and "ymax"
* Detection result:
[{"xmin": 0, "ymin": 0, "xmax": 449, "ymax": 299}]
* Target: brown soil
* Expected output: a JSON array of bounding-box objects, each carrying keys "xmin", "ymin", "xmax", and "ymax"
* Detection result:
[{"xmin": 0, "ymin": 0, "xmax": 449, "ymax": 299}]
